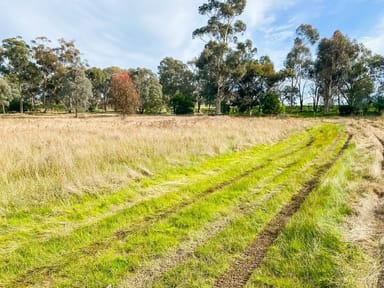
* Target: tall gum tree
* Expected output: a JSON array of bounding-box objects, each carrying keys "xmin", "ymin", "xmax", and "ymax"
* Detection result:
[
  {"xmin": 130, "ymin": 68, "xmax": 163, "ymax": 114},
  {"xmin": 193, "ymin": 0, "xmax": 247, "ymax": 114},
  {"xmin": 0, "ymin": 37, "xmax": 33, "ymax": 113},
  {"xmin": 158, "ymin": 57, "xmax": 194, "ymax": 108},
  {"xmin": 315, "ymin": 30, "xmax": 359, "ymax": 114},
  {"xmin": 62, "ymin": 67, "xmax": 92, "ymax": 118},
  {"xmin": 285, "ymin": 24, "xmax": 319, "ymax": 112}
]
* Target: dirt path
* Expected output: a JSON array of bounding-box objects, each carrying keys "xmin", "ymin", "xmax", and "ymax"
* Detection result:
[
  {"xmin": 213, "ymin": 136, "xmax": 351, "ymax": 288},
  {"xmin": 373, "ymin": 134, "xmax": 384, "ymax": 288},
  {"xmin": 346, "ymin": 120, "xmax": 384, "ymax": 288}
]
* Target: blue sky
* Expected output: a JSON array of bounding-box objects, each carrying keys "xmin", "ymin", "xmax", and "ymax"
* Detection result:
[{"xmin": 0, "ymin": 0, "xmax": 383, "ymax": 72}]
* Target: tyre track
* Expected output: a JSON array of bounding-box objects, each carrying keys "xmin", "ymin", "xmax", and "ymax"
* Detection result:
[
  {"xmin": 214, "ymin": 134, "xmax": 352, "ymax": 288},
  {"xmin": 120, "ymin": 146, "xmax": 320, "ymax": 288},
  {"xmin": 10, "ymin": 136, "xmax": 315, "ymax": 287}
]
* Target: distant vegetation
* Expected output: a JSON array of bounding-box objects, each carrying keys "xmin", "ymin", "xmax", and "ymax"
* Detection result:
[{"xmin": 1, "ymin": 1, "xmax": 384, "ymax": 117}]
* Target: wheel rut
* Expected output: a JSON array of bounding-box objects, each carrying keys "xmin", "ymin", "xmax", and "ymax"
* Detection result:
[
  {"xmin": 214, "ymin": 135, "xmax": 352, "ymax": 288},
  {"xmin": 11, "ymin": 138, "xmax": 312, "ymax": 287}
]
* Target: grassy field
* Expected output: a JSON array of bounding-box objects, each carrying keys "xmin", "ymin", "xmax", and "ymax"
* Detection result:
[{"xmin": 0, "ymin": 115, "xmax": 382, "ymax": 287}]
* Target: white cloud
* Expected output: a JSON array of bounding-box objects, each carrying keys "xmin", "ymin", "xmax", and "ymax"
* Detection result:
[
  {"xmin": 362, "ymin": 17, "xmax": 384, "ymax": 55},
  {"xmin": 0, "ymin": 0, "xmax": 207, "ymax": 70},
  {"xmin": 243, "ymin": 0, "xmax": 298, "ymax": 29}
]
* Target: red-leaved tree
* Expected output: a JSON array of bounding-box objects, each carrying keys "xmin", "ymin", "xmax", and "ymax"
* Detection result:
[{"xmin": 111, "ymin": 71, "xmax": 139, "ymax": 116}]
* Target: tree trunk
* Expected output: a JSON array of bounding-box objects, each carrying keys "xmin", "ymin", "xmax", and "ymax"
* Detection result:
[
  {"xmin": 2, "ymin": 104, "xmax": 5, "ymax": 114},
  {"xmin": 19, "ymin": 83, "xmax": 23, "ymax": 114},
  {"xmin": 215, "ymin": 95, "xmax": 222, "ymax": 115},
  {"xmin": 216, "ymin": 74, "xmax": 224, "ymax": 115},
  {"xmin": 103, "ymin": 93, "xmax": 107, "ymax": 112},
  {"xmin": 300, "ymin": 98, "xmax": 304, "ymax": 112},
  {"xmin": 323, "ymin": 80, "xmax": 333, "ymax": 114},
  {"xmin": 290, "ymin": 78, "xmax": 295, "ymax": 111}
]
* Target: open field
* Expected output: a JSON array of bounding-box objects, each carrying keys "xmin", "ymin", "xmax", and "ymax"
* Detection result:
[{"xmin": 0, "ymin": 115, "xmax": 383, "ymax": 287}]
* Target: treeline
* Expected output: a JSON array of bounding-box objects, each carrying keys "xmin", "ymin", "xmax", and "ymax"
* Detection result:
[{"xmin": 1, "ymin": 0, "xmax": 384, "ymax": 116}]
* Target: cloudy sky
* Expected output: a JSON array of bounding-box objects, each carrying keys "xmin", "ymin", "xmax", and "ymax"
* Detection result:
[{"xmin": 1, "ymin": 0, "xmax": 383, "ymax": 72}]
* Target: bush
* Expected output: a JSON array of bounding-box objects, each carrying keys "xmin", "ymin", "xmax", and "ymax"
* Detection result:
[
  {"xmin": 170, "ymin": 93, "xmax": 195, "ymax": 115},
  {"xmin": 338, "ymin": 105, "xmax": 354, "ymax": 115},
  {"xmin": 261, "ymin": 92, "xmax": 282, "ymax": 115},
  {"xmin": 8, "ymin": 98, "xmax": 32, "ymax": 112},
  {"xmin": 373, "ymin": 95, "xmax": 384, "ymax": 113}
]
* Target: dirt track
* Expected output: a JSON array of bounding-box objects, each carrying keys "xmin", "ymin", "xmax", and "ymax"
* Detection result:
[
  {"xmin": 214, "ymin": 136, "xmax": 352, "ymax": 288},
  {"xmin": 374, "ymin": 134, "xmax": 384, "ymax": 288}
]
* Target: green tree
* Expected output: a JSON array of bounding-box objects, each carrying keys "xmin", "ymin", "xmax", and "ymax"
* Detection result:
[
  {"xmin": 0, "ymin": 37, "xmax": 33, "ymax": 113},
  {"xmin": 31, "ymin": 37, "xmax": 62, "ymax": 111},
  {"xmin": 53, "ymin": 39, "xmax": 85, "ymax": 107},
  {"xmin": 130, "ymin": 68, "xmax": 163, "ymax": 114},
  {"xmin": 231, "ymin": 55, "xmax": 281, "ymax": 114},
  {"xmin": 369, "ymin": 54, "xmax": 384, "ymax": 96},
  {"xmin": 373, "ymin": 94, "xmax": 384, "ymax": 113},
  {"xmin": 86, "ymin": 67, "xmax": 107, "ymax": 111},
  {"xmin": 62, "ymin": 67, "xmax": 92, "ymax": 117},
  {"xmin": 102, "ymin": 66, "xmax": 122, "ymax": 112},
  {"xmin": 0, "ymin": 78, "xmax": 12, "ymax": 113},
  {"xmin": 261, "ymin": 91, "xmax": 282, "ymax": 115},
  {"xmin": 285, "ymin": 24, "xmax": 319, "ymax": 112},
  {"xmin": 158, "ymin": 57, "xmax": 194, "ymax": 109},
  {"xmin": 338, "ymin": 50, "xmax": 374, "ymax": 114},
  {"xmin": 56, "ymin": 38, "xmax": 82, "ymax": 69},
  {"xmin": 111, "ymin": 71, "xmax": 139, "ymax": 116},
  {"xmin": 193, "ymin": 0, "xmax": 247, "ymax": 114},
  {"xmin": 170, "ymin": 92, "xmax": 195, "ymax": 115},
  {"xmin": 315, "ymin": 30, "xmax": 360, "ymax": 114}
]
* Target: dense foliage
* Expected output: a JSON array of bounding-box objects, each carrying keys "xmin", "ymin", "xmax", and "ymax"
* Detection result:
[{"xmin": 1, "ymin": 0, "xmax": 384, "ymax": 115}]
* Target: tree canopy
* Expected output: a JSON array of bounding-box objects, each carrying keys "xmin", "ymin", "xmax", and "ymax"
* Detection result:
[{"xmin": 0, "ymin": 2, "xmax": 384, "ymax": 116}]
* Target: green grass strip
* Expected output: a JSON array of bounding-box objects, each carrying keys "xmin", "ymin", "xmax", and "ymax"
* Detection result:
[
  {"xmin": 0, "ymin": 126, "xmax": 316, "ymax": 285},
  {"xmin": 152, "ymin": 126, "xmax": 347, "ymax": 288},
  {"xmin": 39, "ymin": 125, "xmax": 344, "ymax": 287},
  {"xmin": 42, "ymin": 132, "xmax": 325, "ymax": 287},
  {"xmin": 0, "ymin": 126, "xmax": 311, "ymax": 254},
  {"xmin": 245, "ymin": 145, "xmax": 363, "ymax": 288}
]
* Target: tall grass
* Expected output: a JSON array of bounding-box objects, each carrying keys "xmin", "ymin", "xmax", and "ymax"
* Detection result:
[
  {"xmin": 0, "ymin": 115, "xmax": 310, "ymax": 211},
  {"xmin": 0, "ymin": 123, "xmax": 316, "ymax": 286}
]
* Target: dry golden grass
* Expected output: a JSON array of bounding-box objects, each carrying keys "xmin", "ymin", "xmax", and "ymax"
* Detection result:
[{"xmin": 0, "ymin": 114, "xmax": 311, "ymax": 211}]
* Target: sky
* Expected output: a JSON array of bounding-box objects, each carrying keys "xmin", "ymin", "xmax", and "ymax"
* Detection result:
[{"xmin": 0, "ymin": 0, "xmax": 383, "ymax": 72}]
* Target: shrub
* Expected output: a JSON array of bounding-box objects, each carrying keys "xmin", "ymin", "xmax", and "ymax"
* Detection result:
[
  {"xmin": 170, "ymin": 92, "xmax": 195, "ymax": 115},
  {"xmin": 338, "ymin": 105, "xmax": 354, "ymax": 115},
  {"xmin": 261, "ymin": 92, "xmax": 282, "ymax": 115}
]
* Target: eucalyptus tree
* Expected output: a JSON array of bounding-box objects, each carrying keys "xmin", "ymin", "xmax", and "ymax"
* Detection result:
[
  {"xmin": 285, "ymin": 24, "xmax": 319, "ymax": 111},
  {"xmin": 369, "ymin": 54, "xmax": 384, "ymax": 112},
  {"xmin": 231, "ymin": 54, "xmax": 281, "ymax": 114},
  {"xmin": 31, "ymin": 37, "xmax": 63, "ymax": 111},
  {"xmin": 0, "ymin": 77, "xmax": 12, "ymax": 113},
  {"xmin": 102, "ymin": 66, "xmax": 123, "ymax": 112},
  {"xmin": 0, "ymin": 37, "xmax": 34, "ymax": 113},
  {"xmin": 158, "ymin": 57, "xmax": 194, "ymax": 108},
  {"xmin": 130, "ymin": 68, "xmax": 163, "ymax": 114},
  {"xmin": 193, "ymin": 0, "xmax": 247, "ymax": 114},
  {"xmin": 86, "ymin": 67, "xmax": 107, "ymax": 111},
  {"xmin": 338, "ymin": 46, "xmax": 373, "ymax": 113},
  {"xmin": 315, "ymin": 30, "xmax": 360, "ymax": 114},
  {"xmin": 62, "ymin": 67, "xmax": 92, "ymax": 117}
]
